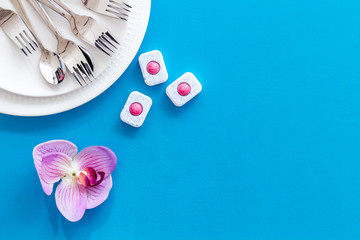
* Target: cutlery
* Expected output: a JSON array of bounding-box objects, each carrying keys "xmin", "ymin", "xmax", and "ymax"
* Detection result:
[
  {"xmin": 38, "ymin": 0, "xmax": 119, "ymax": 56},
  {"xmin": 29, "ymin": 0, "xmax": 94, "ymax": 86},
  {"xmin": 81, "ymin": 0, "xmax": 131, "ymax": 21},
  {"xmin": 11, "ymin": 0, "xmax": 66, "ymax": 85},
  {"xmin": 0, "ymin": 6, "xmax": 37, "ymax": 56}
]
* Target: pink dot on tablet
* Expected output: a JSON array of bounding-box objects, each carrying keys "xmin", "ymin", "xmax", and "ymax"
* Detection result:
[
  {"xmin": 129, "ymin": 102, "xmax": 143, "ymax": 116},
  {"xmin": 177, "ymin": 82, "xmax": 191, "ymax": 96},
  {"xmin": 147, "ymin": 61, "xmax": 160, "ymax": 75}
]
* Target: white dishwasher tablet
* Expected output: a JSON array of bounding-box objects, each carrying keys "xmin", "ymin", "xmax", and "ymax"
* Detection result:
[
  {"xmin": 166, "ymin": 73, "xmax": 202, "ymax": 107},
  {"xmin": 120, "ymin": 91, "xmax": 152, "ymax": 127},
  {"xmin": 139, "ymin": 50, "xmax": 168, "ymax": 86}
]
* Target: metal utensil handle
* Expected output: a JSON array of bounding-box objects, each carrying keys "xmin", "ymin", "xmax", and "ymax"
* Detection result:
[
  {"xmin": 10, "ymin": 0, "xmax": 43, "ymax": 48},
  {"xmin": 50, "ymin": 0, "xmax": 77, "ymax": 17},
  {"xmin": 0, "ymin": 8, "xmax": 13, "ymax": 26},
  {"xmin": 37, "ymin": 0, "xmax": 72, "ymax": 21},
  {"xmin": 27, "ymin": 0, "xmax": 61, "ymax": 38}
]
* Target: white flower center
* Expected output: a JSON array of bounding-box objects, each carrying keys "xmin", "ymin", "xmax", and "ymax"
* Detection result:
[{"xmin": 61, "ymin": 162, "xmax": 82, "ymax": 184}]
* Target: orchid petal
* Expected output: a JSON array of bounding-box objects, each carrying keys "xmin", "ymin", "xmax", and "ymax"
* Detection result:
[
  {"xmin": 84, "ymin": 167, "xmax": 97, "ymax": 185},
  {"xmin": 78, "ymin": 172, "xmax": 90, "ymax": 187},
  {"xmin": 91, "ymin": 172, "xmax": 105, "ymax": 187},
  {"xmin": 33, "ymin": 140, "xmax": 77, "ymax": 195},
  {"xmin": 39, "ymin": 180, "xmax": 54, "ymax": 196},
  {"xmin": 41, "ymin": 153, "xmax": 72, "ymax": 184},
  {"xmin": 74, "ymin": 147, "xmax": 117, "ymax": 177},
  {"xmin": 86, "ymin": 175, "xmax": 113, "ymax": 209},
  {"xmin": 55, "ymin": 180, "xmax": 87, "ymax": 222}
]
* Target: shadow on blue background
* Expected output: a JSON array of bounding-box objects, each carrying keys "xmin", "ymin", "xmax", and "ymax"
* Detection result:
[{"xmin": 1, "ymin": 0, "xmax": 360, "ymax": 239}]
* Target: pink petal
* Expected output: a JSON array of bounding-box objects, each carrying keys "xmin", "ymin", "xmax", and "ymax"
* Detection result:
[
  {"xmin": 91, "ymin": 171, "xmax": 105, "ymax": 187},
  {"xmin": 41, "ymin": 153, "xmax": 72, "ymax": 184},
  {"xmin": 39, "ymin": 180, "xmax": 53, "ymax": 196},
  {"xmin": 74, "ymin": 147, "xmax": 117, "ymax": 177},
  {"xmin": 83, "ymin": 167, "xmax": 97, "ymax": 185},
  {"xmin": 86, "ymin": 175, "xmax": 113, "ymax": 209},
  {"xmin": 55, "ymin": 180, "xmax": 87, "ymax": 222},
  {"xmin": 78, "ymin": 172, "xmax": 91, "ymax": 187},
  {"xmin": 33, "ymin": 140, "xmax": 77, "ymax": 195}
]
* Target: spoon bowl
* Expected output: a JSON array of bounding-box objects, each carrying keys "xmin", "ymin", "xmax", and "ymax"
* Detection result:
[{"xmin": 39, "ymin": 49, "xmax": 66, "ymax": 85}]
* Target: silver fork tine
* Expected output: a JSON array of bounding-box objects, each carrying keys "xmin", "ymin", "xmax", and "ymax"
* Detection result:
[
  {"xmin": 16, "ymin": 35, "xmax": 31, "ymax": 54},
  {"xmin": 74, "ymin": 66, "xmax": 87, "ymax": 86},
  {"xmin": 20, "ymin": 32, "xmax": 35, "ymax": 51},
  {"xmin": 96, "ymin": 31, "xmax": 118, "ymax": 56},
  {"xmin": 0, "ymin": 7, "xmax": 38, "ymax": 56},
  {"xmin": 99, "ymin": 39, "xmax": 115, "ymax": 52},
  {"xmin": 105, "ymin": 32, "xmax": 119, "ymax": 45},
  {"xmin": 95, "ymin": 40, "xmax": 111, "ymax": 56},
  {"xmin": 80, "ymin": 61, "xmax": 94, "ymax": 83},
  {"xmin": 15, "ymin": 36, "xmax": 29, "ymax": 56},
  {"xmin": 107, "ymin": 4, "xmax": 130, "ymax": 14},
  {"xmin": 72, "ymin": 70, "xmax": 84, "ymax": 87},
  {"xmin": 82, "ymin": 62, "xmax": 94, "ymax": 78},
  {"xmin": 110, "ymin": 0, "xmax": 132, "ymax": 11},
  {"xmin": 96, "ymin": 33, "xmax": 119, "ymax": 56},
  {"xmin": 11, "ymin": 36, "xmax": 25, "ymax": 54},
  {"xmin": 108, "ymin": 4, "xmax": 131, "ymax": 14},
  {"xmin": 106, "ymin": 8, "xmax": 128, "ymax": 21},
  {"xmin": 100, "ymin": 35, "xmax": 115, "ymax": 50},
  {"xmin": 78, "ymin": 64, "xmax": 92, "ymax": 84},
  {"xmin": 23, "ymin": 30, "xmax": 38, "ymax": 48},
  {"xmin": 81, "ymin": 0, "xmax": 131, "ymax": 21}
]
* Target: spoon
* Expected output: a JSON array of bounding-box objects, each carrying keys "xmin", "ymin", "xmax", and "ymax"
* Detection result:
[{"xmin": 11, "ymin": 0, "xmax": 66, "ymax": 85}]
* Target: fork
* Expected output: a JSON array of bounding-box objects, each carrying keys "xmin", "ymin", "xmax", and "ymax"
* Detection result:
[
  {"xmin": 38, "ymin": 0, "xmax": 119, "ymax": 56},
  {"xmin": 0, "ymin": 6, "xmax": 38, "ymax": 56},
  {"xmin": 11, "ymin": 0, "xmax": 66, "ymax": 85},
  {"xmin": 28, "ymin": 0, "xmax": 94, "ymax": 86},
  {"xmin": 81, "ymin": 0, "xmax": 131, "ymax": 21}
]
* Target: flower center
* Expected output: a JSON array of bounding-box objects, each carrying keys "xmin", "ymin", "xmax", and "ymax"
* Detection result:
[{"xmin": 76, "ymin": 167, "xmax": 105, "ymax": 188}]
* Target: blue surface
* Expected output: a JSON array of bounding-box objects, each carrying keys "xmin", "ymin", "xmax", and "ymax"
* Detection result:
[{"xmin": 1, "ymin": 0, "xmax": 360, "ymax": 239}]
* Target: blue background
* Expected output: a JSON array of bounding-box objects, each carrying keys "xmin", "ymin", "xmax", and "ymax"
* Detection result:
[{"xmin": 1, "ymin": 0, "xmax": 360, "ymax": 239}]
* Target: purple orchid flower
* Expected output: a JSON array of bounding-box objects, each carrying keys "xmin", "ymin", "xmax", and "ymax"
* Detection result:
[{"xmin": 33, "ymin": 140, "xmax": 117, "ymax": 222}]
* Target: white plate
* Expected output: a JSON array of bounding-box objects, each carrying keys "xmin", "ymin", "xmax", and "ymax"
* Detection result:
[{"xmin": 0, "ymin": 0, "xmax": 151, "ymax": 116}]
